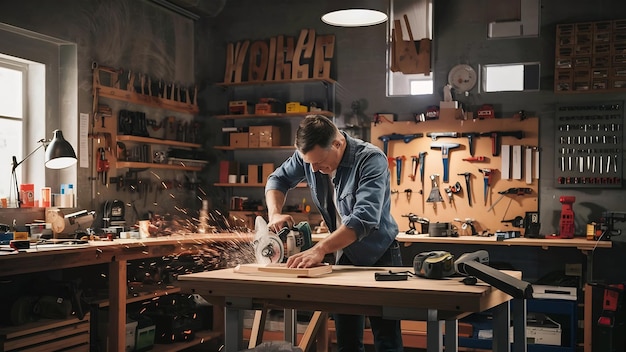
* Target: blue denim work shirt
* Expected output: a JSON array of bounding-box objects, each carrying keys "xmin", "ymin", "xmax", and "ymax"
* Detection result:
[{"xmin": 265, "ymin": 132, "xmax": 399, "ymax": 266}]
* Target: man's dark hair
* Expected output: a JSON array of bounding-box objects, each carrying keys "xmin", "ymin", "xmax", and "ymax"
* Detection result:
[{"xmin": 295, "ymin": 115, "xmax": 338, "ymax": 154}]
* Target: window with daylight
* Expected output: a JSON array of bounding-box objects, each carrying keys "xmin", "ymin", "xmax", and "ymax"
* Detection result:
[
  {"xmin": 387, "ymin": 0, "xmax": 434, "ymax": 96},
  {"xmin": 0, "ymin": 22, "xmax": 78, "ymax": 208},
  {"xmin": 481, "ymin": 62, "xmax": 540, "ymax": 92},
  {"xmin": 0, "ymin": 57, "xmax": 26, "ymax": 204}
]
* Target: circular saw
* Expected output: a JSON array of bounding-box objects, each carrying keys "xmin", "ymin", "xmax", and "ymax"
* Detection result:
[
  {"xmin": 253, "ymin": 216, "xmax": 284, "ymax": 264},
  {"xmin": 254, "ymin": 233, "xmax": 284, "ymax": 264},
  {"xmin": 252, "ymin": 216, "xmax": 313, "ymax": 264}
]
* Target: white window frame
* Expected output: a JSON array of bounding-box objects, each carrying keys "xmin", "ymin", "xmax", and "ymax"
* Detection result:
[
  {"xmin": 387, "ymin": 0, "xmax": 434, "ymax": 96},
  {"xmin": 0, "ymin": 57, "xmax": 28, "ymax": 205},
  {"xmin": 0, "ymin": 22, "xmax": 78, "ymax": 208}
]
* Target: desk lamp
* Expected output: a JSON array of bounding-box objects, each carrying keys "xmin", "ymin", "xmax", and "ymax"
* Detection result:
[{"xmin": 11, "ymin": 129, "xmax": 77, "ymax": 208}]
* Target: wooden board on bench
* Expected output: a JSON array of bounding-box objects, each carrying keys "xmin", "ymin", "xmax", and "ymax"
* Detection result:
[{"xmin": 234, "ymin": 263, "xmax": 332, "ymax": 277}]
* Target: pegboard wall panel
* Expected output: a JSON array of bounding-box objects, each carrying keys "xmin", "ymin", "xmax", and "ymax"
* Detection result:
[{"xmin": 370, "ymin": 117, "xmax": 538, "ymax": 236}]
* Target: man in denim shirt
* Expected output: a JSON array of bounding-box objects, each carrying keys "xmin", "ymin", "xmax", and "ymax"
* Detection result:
[{"xmin": 265, "ymin": 115, "xmax": 403, "ymax": 352}]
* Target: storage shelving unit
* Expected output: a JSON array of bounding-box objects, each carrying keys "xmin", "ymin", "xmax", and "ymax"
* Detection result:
[
  {"xmin": 459, "ymin": 299, "xmax": 577, "ymax": 352},
  {"xmin": 92, "ymin": 64, "xmax": 206, "ymax": 174},
  {"xmin": 214, "ymin": 79, "xmax": 334, "ymax": 215},
  {"xmin": 0, "ymin": 313, "xmax": 91, "ymax": 352}
]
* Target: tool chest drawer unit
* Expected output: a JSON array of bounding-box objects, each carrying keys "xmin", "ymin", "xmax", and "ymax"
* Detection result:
[{"xmin": 555, "ymin": 19, "xmax": 626, "ymax": 93}]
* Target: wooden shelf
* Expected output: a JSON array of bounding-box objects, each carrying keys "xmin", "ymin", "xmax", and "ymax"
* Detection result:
[
  {"xmin": 216, "ymin": 77, "xmax": 336, "ymax": 87},
  {"xmin": 117, "ymin": 135, "xmax": 201, "ymax": 148},
  {"xmin": 214, "ymin": 110, "xmax": 333, "ymax": 120},
  {"xmin": 94, "ymin": 83, "xmax": 199, "ymax": 114},
  {"xmin": 89, "ymin": 286, "xmax": 182, "ymax": 308},
  {"xmin": 214, "ymin": 182, "xmax": 308, "ymax": 188},
  {"xmin": 214, "ymin": 145, "xmax": 295, "ymax": 151},
  {"xmin": 0, "ymin": 313, "xmax": 90, "ymax": 351},
  {"xmin": 116, "ymin": 161, "xmax": 203, "ymax": 171},
  {"xmin": 150, "ymin": 330, "xmax": 222, "ymax": 352}
]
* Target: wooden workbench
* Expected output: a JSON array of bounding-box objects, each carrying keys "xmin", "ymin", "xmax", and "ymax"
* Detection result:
[
  {"xmin": 178, "ymin": 265, "xmax": 525, "ymax": 352},
  {"xmin": 0, "ymin": 232, "xmax": 611, "ymax": 351},
  {"xmin": 312, "ymin": 232, "xmax": 612, "ymax": 251},
  {"xmin": 0, "ymin": 233, "xmax": 254, "ymax": 351},
  {"xmin": 313, "ymin": 232, "xmax": 612, "ymax": 351}
]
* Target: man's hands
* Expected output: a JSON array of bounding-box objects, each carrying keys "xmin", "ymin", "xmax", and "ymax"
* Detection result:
[
  {"xmin": 286, "ymin": 246, "xmax": 325, "ymax": 268},
  {"xmin": 267, "ymin": 213, "xmax": 294, "ymax": 233},
  {"xmin": 284, "ymin": 224, "xmax": 357, "ymax": 268}
]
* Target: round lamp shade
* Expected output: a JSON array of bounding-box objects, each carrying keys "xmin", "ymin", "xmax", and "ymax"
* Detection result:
[
  {"xmin": 45, "ymin": 129, "xmax": 77, "ymax": 169},
  {"xmin": 322, "ymin": 8, "xmax": 388, "ymax": 27}
]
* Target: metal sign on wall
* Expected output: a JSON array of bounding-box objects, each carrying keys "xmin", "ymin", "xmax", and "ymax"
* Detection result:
[{"xmin": 223, "ymin": 29, "xmax": 335, "ymax": 84}]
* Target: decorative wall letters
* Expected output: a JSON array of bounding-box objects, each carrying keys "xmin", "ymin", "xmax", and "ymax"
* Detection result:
[{"xmin": 223, "ymin": 29, "xmax": 335, "ymax": 83}]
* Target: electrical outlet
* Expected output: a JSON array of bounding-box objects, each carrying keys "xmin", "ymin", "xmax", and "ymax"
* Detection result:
[{"xmin": 565, "ymin": 263, "xmax": 582, "ymax": 277}]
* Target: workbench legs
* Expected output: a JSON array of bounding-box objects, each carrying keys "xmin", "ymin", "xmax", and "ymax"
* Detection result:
[
  {"xmin": 426, "ymin": 300, "xmax": 525, "ymax": 352},
  {"xmin": 491, "ymin": 299, "xmax": 527, "ymax": 352},
  {"xmin": 224, "ymin": 303, "xmax": 245, "ymax": 351},
  {"xmin": 108, "ymin": 259, "xmax": 127, "ymax": 352},
  {"xmin": 222, "ymin": 300, "xmax": 526, "ymax": 352},
  {"xmin": 427, "ymin": 310, "xmax": 459, "ymax": 351},
  {"xmin": 225, "ymin": 307, "xmax": 327, "ymax": 352}
]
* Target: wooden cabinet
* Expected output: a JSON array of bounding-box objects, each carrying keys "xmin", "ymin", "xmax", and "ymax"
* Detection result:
[
  {"xmin": 0, "ymin": 236, "xmax": 247, "ymax": 352},
  {"xmin": 89, "ymin": 283, "xmax": 220, "ymax": 352}
]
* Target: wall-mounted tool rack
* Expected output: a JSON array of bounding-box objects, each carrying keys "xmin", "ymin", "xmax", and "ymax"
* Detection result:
[
  {"xmin": 371, "ymin": 117, "xmax": 538, "ymax": 235},
  {"xmin": 554, "ymin": 101, "xmax": 623, "ymax": 188}
]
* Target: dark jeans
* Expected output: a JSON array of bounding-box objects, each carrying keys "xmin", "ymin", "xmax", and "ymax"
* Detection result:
[{"xmin": 334, "ymin": 240, "xmax": 404, "ymax": 352}]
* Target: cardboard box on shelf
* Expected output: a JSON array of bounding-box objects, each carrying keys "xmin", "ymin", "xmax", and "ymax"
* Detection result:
[
  {"xmin": 261, "ymin": 163, "xmax": 274, "ymax": 183},
  {"xmin": 254, "ymin": 98, "xmax": 284, "ymax": 115},
  {"xmin": 229, "ymin": 100, "xmax": 251, "ymax": 115},
  {"xmin": 249, "ymin": 126, "xmax": 281, "ymax": 148},
  {"xmin": 439, "ymin": 101, "xmax": 458, "ymax": 109},
  {"xmin": 440, "ymin": 107, "xmax": 465, "ymax": 120},
  {"xmin": 248, "ymin": 164, "xmax": 260, "ymax": 184},
  {"xmin": 230, "ymin": 132, "xmax": 249, "ymax": 148},
  {"xmin": 19, "ymin": 184, "xmax": 35, "ymax": 207},
  {"xmin": 286, "ymin": 102, "xmax": 308, "ymax": 113}
]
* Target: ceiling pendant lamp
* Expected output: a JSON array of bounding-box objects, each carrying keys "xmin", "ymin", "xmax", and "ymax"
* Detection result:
[{"xmin": 321, "ymin": 0, "xmax": 388, "ymax": 27}]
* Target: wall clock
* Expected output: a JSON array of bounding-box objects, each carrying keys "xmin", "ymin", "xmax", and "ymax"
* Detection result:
[{"xmin": 448, "ymin": 64, "xmax": 477, "ymax": 94}]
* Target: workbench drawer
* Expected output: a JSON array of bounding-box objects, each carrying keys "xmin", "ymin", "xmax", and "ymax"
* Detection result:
[{"xmin": 0, "ymin": 313, "xmax": 90, "ymax": 352}]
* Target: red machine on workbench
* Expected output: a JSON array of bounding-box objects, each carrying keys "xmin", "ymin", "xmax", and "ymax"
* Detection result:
[{"xmin": 558, "ymin": 196, "xmax": 575, "ymax": 238}]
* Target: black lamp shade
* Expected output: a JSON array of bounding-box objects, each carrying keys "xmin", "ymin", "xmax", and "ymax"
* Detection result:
[{"xmin": 45, "ymin": 129, "xmax": 77, "ymax": 169}]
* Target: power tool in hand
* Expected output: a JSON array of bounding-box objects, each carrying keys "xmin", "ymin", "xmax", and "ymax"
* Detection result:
[{"xmin": 252, "ymin": 216, "xmax": 313, "ymax": 264}]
